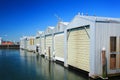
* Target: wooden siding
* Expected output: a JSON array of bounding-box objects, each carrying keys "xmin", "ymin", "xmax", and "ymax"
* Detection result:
[
  {"xmin": 45, "ymin": 35, "xmax": 52, "ymax": 57},
  {"xmin": 54, "ymin": 33, "xmax": 64, "ymax": 60},
  {"xmin": 68, "ymin": 27, "xmax": 90, "ymax": 72},
  {"xmin": 41, "ymin": 38, "xmax": 45, "ymax": 54}
]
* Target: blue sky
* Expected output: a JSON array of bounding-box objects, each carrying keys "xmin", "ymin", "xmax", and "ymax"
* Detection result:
[{"xmin": 0, "ymin": 0, "xmax": 120, "ymax": 41}]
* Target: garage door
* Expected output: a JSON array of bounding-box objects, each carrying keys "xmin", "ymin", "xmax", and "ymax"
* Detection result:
[
  {"xmin": 54, "ymin": 33, "xmax": 64, "ymax": 61},
  {"xmin": 68, "ymin": 27, "xmax": 90, "ymax": 72},
  {"xmin": 46, "ymin": 35, "xmax": 52, "ymax": 57},
  {"xmin": 41, "ymin": 37, "xmax": 45, "ymax": 54},
  {"xmin": 35, "ymin": 38, "xmax": 40, "ymax": 45}
]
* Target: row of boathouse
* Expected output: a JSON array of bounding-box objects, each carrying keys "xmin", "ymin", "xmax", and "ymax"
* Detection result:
[{"xmin": 20, "ymin": 13, "xmax": 120, "ymax": 79}]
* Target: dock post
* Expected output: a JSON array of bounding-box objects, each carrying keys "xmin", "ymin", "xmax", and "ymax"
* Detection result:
[
  {"xmin": 64, "ymin": 29, "xmax": 68, "ymax": 67},
  {"xmin": 48, "ymin": 47, "xmax": 51, "ymax": 60},
  {"xmin": 101, "ymin": 47, "xmax": 108, "ymax": 79}
]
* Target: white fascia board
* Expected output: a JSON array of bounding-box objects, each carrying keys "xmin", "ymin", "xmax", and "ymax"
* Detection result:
[
  {"xmin": 64, "ymin": 29, "xmax": 68, "ymax": 67},
  {"xmin": 89, "ymin": 22, "xmax": 96, "ymax": 77},
  {"xmin": 67, "ymin": 15, "xmax": 94, "ymax": 30}
]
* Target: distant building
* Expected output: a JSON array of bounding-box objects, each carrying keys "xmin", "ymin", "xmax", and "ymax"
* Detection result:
[
  {"xmin": 0, "ymin": 37, "xmax": 1, "ymax": 45},
  {"xmin": 2, "ymin": 41, "xmax": 14, "ymax": 45},
  {"xmin": 14, "ymin": 41, "xmax": 20, "ymax": 45}
]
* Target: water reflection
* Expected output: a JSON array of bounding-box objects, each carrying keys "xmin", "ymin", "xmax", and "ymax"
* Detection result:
[
  {"xmin": 0, "ymin": 49, "xmax": 88, "ymax": 80},
  {"xmin": 20, "ymin": 50, "xmax": 88, "ymax": 80}
]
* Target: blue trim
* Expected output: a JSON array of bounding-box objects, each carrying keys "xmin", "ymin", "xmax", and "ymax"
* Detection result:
[
  {"xmin": 45, "ymin": 34, "xmax": 52, "ymax": 37},
  {"xmin": 54, "ymin": 31, "xmax": 64, "ymax": 35},
  {"xmin": 96, "ymin": 20, "xmax": 120, "ymax": 23},
  {"xmin": 67, "ymin": 25, "xmax": 90, "ymax": 31}
]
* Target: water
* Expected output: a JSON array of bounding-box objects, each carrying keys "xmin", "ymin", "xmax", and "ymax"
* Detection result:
[{"xmin": 0, "ymin": 49, "xmax": 88, "ymax": 80}]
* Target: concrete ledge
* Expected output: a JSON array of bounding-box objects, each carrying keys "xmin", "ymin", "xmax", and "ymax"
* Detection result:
[
  {"xmin": 68, "ymin": 65, "xmax": 89, "ymax": 77},
  {"xmin": 55, "ymin": 60, "xmax": 64, "ymax": 66}
]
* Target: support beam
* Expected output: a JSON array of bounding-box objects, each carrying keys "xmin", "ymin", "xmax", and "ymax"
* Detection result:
[{"xmin": 64, "ymin": 29, "xmax": 68, "ymax": 67}]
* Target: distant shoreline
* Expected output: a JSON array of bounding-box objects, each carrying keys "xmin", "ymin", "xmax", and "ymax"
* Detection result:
[{"xmin": 0, "ymin": 45, "xmax": 20, "ymax": 49}]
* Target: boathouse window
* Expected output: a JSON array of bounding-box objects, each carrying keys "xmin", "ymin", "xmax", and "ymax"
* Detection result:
[
  {"xmin": 110, "ymin": 37, "xmax": 116, "ymax": 52},
  {"xmin": 110, "ymin": 37, "xmax": 117, "ymax": 69},
  {"xmin": 110, "ymin": 54, "xmax": 116, "ymax": 69},
  {"xmin": 30, "ymin": 39, "xmax": 34, "ymax": 45},
  {"xmin": 119, "ymin": 37, "xmax": 120, "ymax": 68}
]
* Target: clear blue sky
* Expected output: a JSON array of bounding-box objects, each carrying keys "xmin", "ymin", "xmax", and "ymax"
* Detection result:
[{"xmin": 0, "ymin": 0, "xmax": 120, "ymax": 41}]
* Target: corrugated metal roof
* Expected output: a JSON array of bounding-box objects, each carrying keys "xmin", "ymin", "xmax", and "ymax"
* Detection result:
[
  {"xmin": 67, "ymin": 14, "xmax": 120, "ymax": 29},
  {"xmin": 41, "ymin": 31, "xmax": 45, "ymax": 36},
  {"xmin": 20, "ymin": 36, "xmax": 27, "ymax": 40},
  {"xmin": 54, "ymin": 22, "xmax": 69, "ymax": 33},
  {"xmin": 96, "ymin": 20, "xmax": 120, "ymax": 23},
  {"xmin": 27, "ymin": 36, "xmax": 35, "ymax": 39},
  {"xmin": 48, "ymin": 26, "xmax": 55, "ymax": 29},
  {"xmin": 76, "ymin": 14, "xmax": 120, "ymax": 22},
  {"xmin": 45, "ymin": 26, "xmax": 55, "ymax": 34},
  {"xmin": 37, "ymin": 31, "xmax": 43, "ymax": 34},
  {"xmin": 59, "ymin": 22, "xmax": 69, "ymax": 25},
  {"xmin": 36, "ymin": 31, "xmax": 43, "ymax": 37}
]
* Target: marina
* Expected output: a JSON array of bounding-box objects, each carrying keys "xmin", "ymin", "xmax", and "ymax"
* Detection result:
[
  {"xmin": 0, "ymin": 49, "xmax": 88, "ymax": 80},
  {"xmin": 0, "ymin": 49, "xmax": 120, "ymax": 80},
  {"xmin": 20, "ymin": 14, "xmax": 120, "ymax": 79},
  {"xmin": 1, "ymin": 0, "xmax": 120, "ymax": 79}
]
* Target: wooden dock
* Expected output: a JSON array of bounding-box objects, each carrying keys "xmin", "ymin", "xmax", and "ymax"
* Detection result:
[{"xmin": 0, "ymin": 45, "xmax": 20, "ymax": 49}]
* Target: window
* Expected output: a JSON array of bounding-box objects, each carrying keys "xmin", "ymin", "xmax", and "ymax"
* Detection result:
[
  {"xmin": 119, "ymin": 37, "xmax": 120, "ymax": 52},
  {"xmin": 119, "ymin": 37, "xmax": 120, "ymax": 68},
  {"xmin": 110, "ymin": 54, "xmax": 116, "ymax": 69},
  {"xmin": 110, "ymin": 37, "xmax": 116, "ymax": 52},
  {"xmin": 30, "ymin": 39, "xmax": 34, "ymax": 45},
  {"xmin": 110, "ymin": 37, "xmax": 117, "ymax": 69},
  {"xmin": 116, "ymin": 54, "xmax": 120, "ymax": 69}
]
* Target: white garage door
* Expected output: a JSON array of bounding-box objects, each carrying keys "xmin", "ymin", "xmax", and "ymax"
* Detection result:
[{"xmin": 68, "ymin": 27, "xmax": 90, "ymax": 72}]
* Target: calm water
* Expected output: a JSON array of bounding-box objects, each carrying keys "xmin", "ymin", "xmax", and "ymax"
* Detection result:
[{"xmin": 0, "ymin": 49, "xmax": 88, "ymax": 80}]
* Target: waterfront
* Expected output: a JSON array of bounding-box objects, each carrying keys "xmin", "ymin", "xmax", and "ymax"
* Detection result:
[{"xmin": 0, "ymin": 49, "xmax": 88, "ymax": 80}]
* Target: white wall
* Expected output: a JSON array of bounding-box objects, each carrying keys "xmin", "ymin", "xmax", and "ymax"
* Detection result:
[{"xmin": 95, "ymin": 22, "xmax": 120, "ymax": 75}]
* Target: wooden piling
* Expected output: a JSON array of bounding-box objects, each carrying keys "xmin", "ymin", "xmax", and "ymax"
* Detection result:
[
  {"xmin": 101, "ymin": 48, "xmax": 108, "ymax": 79},
  {"xmin": 48, "ymin": 47, "xmax": 51, "ymax": 60}
]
